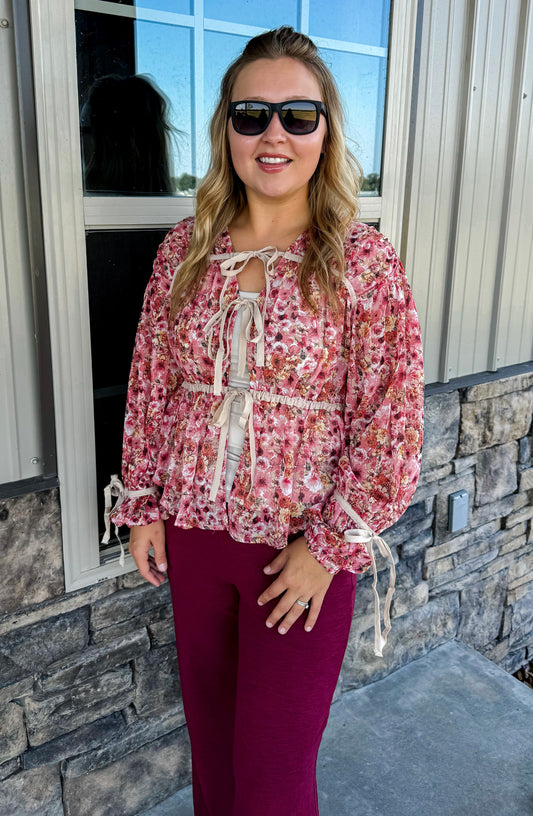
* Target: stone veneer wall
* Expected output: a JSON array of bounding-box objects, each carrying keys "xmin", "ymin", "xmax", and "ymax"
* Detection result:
[{"xmin": 0, "ymin": 370, "xmax": 532, "ymax": 816}]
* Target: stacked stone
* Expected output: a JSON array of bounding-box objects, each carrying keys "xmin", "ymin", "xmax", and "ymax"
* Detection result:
[
  {"xmin": 341, "ymin": 371, "xmax": 533, "ymax": 691},
  {"xmin": 0, "ymin": 371, "xmax": 532, "ymax": 815},
  {"xmin": 0, "ymin": 492, "xmax": 190, "ymax": 815}
]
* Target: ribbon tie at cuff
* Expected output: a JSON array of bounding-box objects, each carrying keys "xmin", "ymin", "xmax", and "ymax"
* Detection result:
[
  {"xmin": 102, "ymin": 474, "xmax": 158, "ymax": 566},
  {"xmin": 333, "ymin": 489, "xmax": 396, "ymax": 658}
]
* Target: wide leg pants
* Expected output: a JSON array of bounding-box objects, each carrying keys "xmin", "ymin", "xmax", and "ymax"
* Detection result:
[{"xmin": 165, "ymin": 522, "xmax": 357, "ymax": 816}]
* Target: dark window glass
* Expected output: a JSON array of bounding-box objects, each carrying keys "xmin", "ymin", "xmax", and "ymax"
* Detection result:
[
  {"xmin": 76, "ymin": 11, "xmax": 193, "ymax": 194},
  {"xmin": 86, "ymin": 229, "xmax": 168, "ymax": 536}
]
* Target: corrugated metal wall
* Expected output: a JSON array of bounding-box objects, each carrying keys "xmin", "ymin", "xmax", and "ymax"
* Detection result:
[
  {"xmin": 0, "ymin": 0, "xmax": 43, "ymax": 482},
  {"xmin": 404, "ymin": 0, "xmax": 533, "ymax": 384}
]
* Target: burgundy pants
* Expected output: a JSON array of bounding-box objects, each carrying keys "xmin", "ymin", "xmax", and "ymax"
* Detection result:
[{"xmin": 165, "ymin": 522, "xmax": 357, "ymax": 816}]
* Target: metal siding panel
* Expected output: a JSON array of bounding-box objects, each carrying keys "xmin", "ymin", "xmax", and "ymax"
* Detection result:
[
  {"xmin": 494, "ymin": 0, "xmax": 533, "ymax": 366},
  {"xmin": 445, "ymin": 0, "xmax": 521, "ymax": 378},
  {"xmin": 0, "ymin": 0, "xmax": 43, "ymax": 482},
  {"xmin": 404, "ymin": 0, "xmax": 469, "ymax": 383}
]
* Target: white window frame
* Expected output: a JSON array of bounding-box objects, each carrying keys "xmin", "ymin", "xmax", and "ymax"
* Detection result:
[{"xmin": 28, "ymin": 0, "xmax": 417, "ymax": 591}]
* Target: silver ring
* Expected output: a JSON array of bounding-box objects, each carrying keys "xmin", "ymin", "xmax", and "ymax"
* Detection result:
[{"xmin": 296, "ymin": 599, "xmax": 310, "ymax": 610}]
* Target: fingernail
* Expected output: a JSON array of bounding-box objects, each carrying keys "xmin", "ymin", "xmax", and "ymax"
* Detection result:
[
  {"xmin": 257, "ymin": 600, "xmax": 263, "ymax": 606},
  {"xmin": 266, "ymin": 621, "xmax": 273, "ymax": 628},
  {"xmin": 279, "ymin": 627, "xmax": 286, "ymax": 635},
  {"xmin": 263, "ymin": 566, "xmax": 271, "ymax": 573},
  {"xmin": 305, "ymin": 626, "xmax": 312, "ymax": 632},
  {"xmin": 158, "ymin": 563, "xmax": 167, "ymax": 572}
]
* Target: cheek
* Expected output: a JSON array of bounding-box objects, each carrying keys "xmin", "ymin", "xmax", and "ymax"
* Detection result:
[
  {"xmin": 304, "ymin": 137, "xmax": 325, "ymax": 170},
  {"xmin": 227, "ymin": 132, "xmax": 253, "ymax": 173}
]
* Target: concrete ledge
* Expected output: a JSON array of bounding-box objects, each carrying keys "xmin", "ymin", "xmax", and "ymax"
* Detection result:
[{"xmin": 141, "ymin": 639, "xmax": 533, "ymax": 815}]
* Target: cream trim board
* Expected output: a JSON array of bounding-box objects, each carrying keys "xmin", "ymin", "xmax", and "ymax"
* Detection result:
[
  {"xmin": 29, "ymin": 0, "xmax": 115, "ymax": 589},
  {"xmin": 379, "ymin": 0, "xmax": 418, "ymax": 249},
  {"xmin": 83, "ymin": 195, "xmax": 382, "ymax": 229}
]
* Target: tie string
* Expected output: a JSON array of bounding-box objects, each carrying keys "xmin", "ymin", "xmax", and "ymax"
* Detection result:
[{"xmin": 205, "ymin": 247, "xmax": 302, "ymax": 395}]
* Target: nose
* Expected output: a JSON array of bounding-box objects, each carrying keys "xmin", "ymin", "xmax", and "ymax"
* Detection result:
[{"xmin": 262, "ymin": 111, "xmax": 287, "ymax": 140}]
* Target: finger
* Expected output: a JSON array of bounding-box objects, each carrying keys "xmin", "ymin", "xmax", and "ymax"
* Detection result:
[
  {"xmin": 131, "ymin": 547, "xmax": 164, "ymax": 588},
  {"xmin": 265, "ymin": 592, "xmax": 299, "ymax": 629},
  {"xmin": 133, "ymin": 548, "xmax": 159, "ymax": 586},
  {"xmin": 146, "ymin": 555, "xmax": 167, "ymax": 585},
  {"xmin": 263, "ymin": 548, "xmax": 289, "ymax": 575},
  {"xmin": 277, "ymin": 600, "xmax": 308, "ymax": 635},
  {"xmin": 304, "ymin": 595, "xmax": 324, "ymax": 632},
  {"xmin": 257, "ymin": 576, "xmax": 288, "ymax": 607},
  {"xmin": 151, "ymin": 531, "xmax": 168, "ymax": 572}
]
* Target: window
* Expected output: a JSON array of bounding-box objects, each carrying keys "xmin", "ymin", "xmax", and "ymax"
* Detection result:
[{"xmin": 29, "ymin": 0, "xmax": 417, "ymax": 589}]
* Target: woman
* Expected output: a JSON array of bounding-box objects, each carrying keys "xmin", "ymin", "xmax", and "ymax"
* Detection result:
[{"xmin": 108, "ymin": 26, "xmax": 424, "ymax": 816}]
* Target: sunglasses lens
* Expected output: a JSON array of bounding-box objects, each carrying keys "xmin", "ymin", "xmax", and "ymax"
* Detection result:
[
  {"xmin": 281, "ymin": 102, "xmax": 319, "ymax": 134},
  {"xmin": 230, "ymin": 101, "xmax": 323, "ymax": 135},
  {"xmin": 232, "ymin": 102, "xmax": 270, "ymax": 135}
]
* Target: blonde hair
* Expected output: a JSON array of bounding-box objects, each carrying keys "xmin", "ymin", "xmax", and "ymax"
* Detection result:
[{"xmin": 170, "ymin": 26, "xmax": 363, "ymax": 316}]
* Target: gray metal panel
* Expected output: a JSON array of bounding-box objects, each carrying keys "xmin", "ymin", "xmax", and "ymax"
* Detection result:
[
  {"xmin": 0, "ymin": 0, "xmax": 43, "ymax": 482},
  {"xmin": 404, "ymin": 0, "xmax": 471, "ymax": 384},
  {"xmin": 494, "ymin": 0, "xmax": 533, "ymax": 367},
  {"xmin": 445, "ymin": 0, "xmax": 522, "ymax": 379},
  {"xmin": 405, "ymin": 0, "xmax": 532, "ymax": 384}
]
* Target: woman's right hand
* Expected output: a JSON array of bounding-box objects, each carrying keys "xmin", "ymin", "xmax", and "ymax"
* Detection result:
[{"xmin": 128, "ymin": 520, "xmax": 167, "ymax": 587}]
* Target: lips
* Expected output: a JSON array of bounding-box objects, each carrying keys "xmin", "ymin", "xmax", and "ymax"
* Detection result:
[
  {"xmin": 256, "ymin": 154, "xmax": 292, "ymax": 173},
  {"xmin": 257, "ymin": 156, "xmax": 291, "ymax": 165}
]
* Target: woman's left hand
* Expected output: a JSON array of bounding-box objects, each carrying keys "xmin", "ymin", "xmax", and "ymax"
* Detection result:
[{"xmin": 257, "ymin": 535, "xmax": 334, "ymax": 634}]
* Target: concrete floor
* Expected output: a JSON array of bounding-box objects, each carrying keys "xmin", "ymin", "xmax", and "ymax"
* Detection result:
[{"xmin": 141, "ymin": 639, "xmax": 533, "ymax": 816}]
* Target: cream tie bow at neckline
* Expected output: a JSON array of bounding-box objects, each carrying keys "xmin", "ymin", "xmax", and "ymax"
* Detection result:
[{"xmin": 205, "ymin": 247, "xmax": 302, "ymax": 396}]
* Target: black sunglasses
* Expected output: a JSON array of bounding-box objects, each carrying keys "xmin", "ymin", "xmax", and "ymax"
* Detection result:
[{"xmin": 228, "ymin": 100, "xmax": 327, "ymax": 136}]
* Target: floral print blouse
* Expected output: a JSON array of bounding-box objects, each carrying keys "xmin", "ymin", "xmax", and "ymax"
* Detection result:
[{"xmin": 110, "ymin": 217, "xmax": 424, "ymax": 653}]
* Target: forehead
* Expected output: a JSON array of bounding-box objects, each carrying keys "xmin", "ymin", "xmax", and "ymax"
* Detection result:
[{"xmin": 231, "ymin": 57, "xmax": 322, "ymax": 102}]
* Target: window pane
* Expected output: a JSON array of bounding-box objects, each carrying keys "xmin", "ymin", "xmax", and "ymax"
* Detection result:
[
  {"xmin": 321, "ymin": 48, "xmax": 387, "ymax": 190},
  {"xmin": 204, "ymin": 0, "xmax": 298, "ymax": 30},
  {"xmin": 102, "ymin": 0, "xmax": 193, "ymax": 15},
  {"xmin": 86, "ymin": 229, "xmax": 168, "ymax": 536},
  {"xmin": 76, "ymin": 11, "xmax": 193, "ymax": 194},
  {"xmin": 134, "ymin": 20, "xmax": 193, "ymax": 185},
  {"xmin": 309, "ymin": 0, "xmax": 390, "ymax": 48},
  {"xmin": 199, "ymin": 30, "xmax": 251, "ymax": 177}
]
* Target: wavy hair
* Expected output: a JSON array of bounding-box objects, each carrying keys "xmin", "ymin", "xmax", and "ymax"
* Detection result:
[{"xmin": 170, "ymin": 26, "xmax": 363, "ymax": 316}]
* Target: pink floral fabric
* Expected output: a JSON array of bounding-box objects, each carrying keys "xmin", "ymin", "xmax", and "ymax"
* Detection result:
[{"xmin": 112, "ymin": 217, "xmax": 424, "ymax": 575}]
